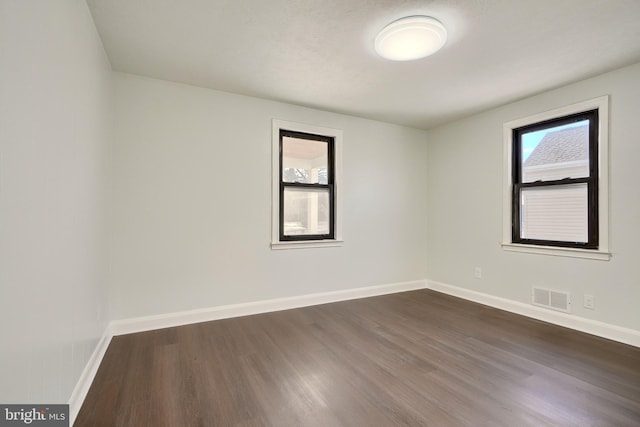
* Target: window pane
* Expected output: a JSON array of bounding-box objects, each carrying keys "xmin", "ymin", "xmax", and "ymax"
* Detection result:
[
  {"xmin": 521, "ymin": 120, "xmax": 590, "ymax": 183},
  {"xmin": 282, "ymin": 136, "xmax": 328, "ymax": 184},
  {"xmin": 283, "ymin": 188, "xmax": 330, "ymax": 236},
  {"xmin": 520, "ymin": 184, "xmax": 588, "ymax": 243}
]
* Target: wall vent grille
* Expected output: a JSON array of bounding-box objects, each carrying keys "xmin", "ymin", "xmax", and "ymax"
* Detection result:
[{"xmin": 531, "ymin": 287, "xmax": 571, "ymax": 313}]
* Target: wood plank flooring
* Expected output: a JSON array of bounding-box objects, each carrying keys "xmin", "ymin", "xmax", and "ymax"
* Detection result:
[{"xmin": 75, "ymin": 290, "xmax": 640, "ymax": 426}]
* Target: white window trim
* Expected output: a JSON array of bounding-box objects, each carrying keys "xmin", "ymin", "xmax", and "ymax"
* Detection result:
[
  {"xmin": 271, "ymin": 119, "xmax": 343, "ymax": 250},
  {"xmin": 502, "ymin": 96, "xmax": 610, "ymax": 260}
]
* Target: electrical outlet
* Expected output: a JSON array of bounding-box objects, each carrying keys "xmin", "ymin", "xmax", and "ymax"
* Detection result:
[
  {"xmin": 474, "ymin": 267, "xmax": 482, "ymax": 279},
  {"xmin": 584, "ymin": 294, "xmax": 595, "ymax": 310}
]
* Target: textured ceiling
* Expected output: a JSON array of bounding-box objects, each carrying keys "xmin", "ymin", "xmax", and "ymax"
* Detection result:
[{"xmin": 86, "ymin": 0, "xmax": 640, "ymax": 130}]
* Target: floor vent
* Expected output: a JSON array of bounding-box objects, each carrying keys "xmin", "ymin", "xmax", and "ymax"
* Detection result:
[{"xmin": 532, "ymin": 287, "xmax": 571, "ymax": 313}]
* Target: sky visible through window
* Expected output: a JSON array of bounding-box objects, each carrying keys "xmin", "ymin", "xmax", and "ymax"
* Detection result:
[{"xmin": 522, "ymin": 120, "xmax": 588, "ymax": 161}]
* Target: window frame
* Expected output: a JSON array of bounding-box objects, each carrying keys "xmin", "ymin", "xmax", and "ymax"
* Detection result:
[
  {"xmin": 512, "ymin": 109, "xmax": 598, "ymax": 249},
  {"xmin": 502, "ymin": 96, "xmax": 610, "ymax": 260},
  {"xmin": 271, "ymin": 120, "xmax": 343, "ymax": 250},
  {"xmin": 279, "ymin": 129, "xmax": 335, "ymax": 242}
]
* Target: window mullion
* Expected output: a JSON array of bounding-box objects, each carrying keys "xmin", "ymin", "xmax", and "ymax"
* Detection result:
[
  {"xmin": 283, "ymin": 182, "xmax": 330, "ymax": 190},
  {"xmin": 518, "ymin": 177, "xmax": 590, "ymax": 188}
]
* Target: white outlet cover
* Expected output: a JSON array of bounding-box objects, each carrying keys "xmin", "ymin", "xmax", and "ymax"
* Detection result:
[{"xmin": 584, "ymin": 294, "xmax": 595, "ymax": 309}]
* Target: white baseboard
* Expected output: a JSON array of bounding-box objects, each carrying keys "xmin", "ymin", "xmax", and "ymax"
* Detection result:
[
  {"xmin": 68, "ymin": 277, "xmax": 638, "ymax": 424},
  {"xmin": 110, "ymin": 280, "xmax": 427, "ymax": 336},
  {"xmin": 68, "ymin": 327, "xmax": 113, "ymax": 426},
  {"xmin": 427, "ymin": 280, "xmax": 640, "ymax": 348}
]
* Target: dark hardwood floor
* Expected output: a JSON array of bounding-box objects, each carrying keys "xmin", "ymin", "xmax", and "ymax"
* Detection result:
[{"xmin": 75, "ymin": 289, "xmax": 640, "ymax": 426}]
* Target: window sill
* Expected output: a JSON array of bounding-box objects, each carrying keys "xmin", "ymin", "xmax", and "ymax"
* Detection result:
[
  {"xmin": 271, "ymin": 240, "xmax": 344, "ymax": 250},
  {"xmin": 501, "ymin": 242, "xmax": 611, "ymax": 261}
]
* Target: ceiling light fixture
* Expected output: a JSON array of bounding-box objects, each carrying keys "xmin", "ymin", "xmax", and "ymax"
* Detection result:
[{"xmin": 374, "ymin": 16, "xmax": 447, "ymax": 61}]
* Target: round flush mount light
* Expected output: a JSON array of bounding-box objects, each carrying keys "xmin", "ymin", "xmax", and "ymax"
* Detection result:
[{"xmin": 374, "ymin": 16, "xmax": 447, "ymax": 61}]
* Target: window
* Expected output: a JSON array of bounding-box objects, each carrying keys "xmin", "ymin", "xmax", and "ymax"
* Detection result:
[
  {"xmin": 502, "ymin": 96, "xmax": 610, "ymax": 260},
  {"xmin": 272, "ymin": 120, "xmax": 343, "ymax": 249},
  {"xmin": 280, "ymin": 130, "xmax": 334, "ymax": 240},
  {"xmin": 514, "ymin": 110, "xmax": 597, "ymax": 247}
]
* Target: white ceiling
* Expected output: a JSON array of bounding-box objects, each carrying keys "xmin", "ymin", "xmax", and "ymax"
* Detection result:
[{"xmin": 86, "ymin": 0, "xmax": 640, "ymax": 130}]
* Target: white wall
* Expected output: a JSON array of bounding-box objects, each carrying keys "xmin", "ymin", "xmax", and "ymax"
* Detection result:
[
  {"xmin": 0, "ymin": 0, "xmax": 111, "ymax": 403},
  {"xmin": 110, "ymin": 73, "xmax": 428, "ymax": 320},
  {"xmin": 426, "ymin": 62, "xmax": 640, "ymax": 332}
]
